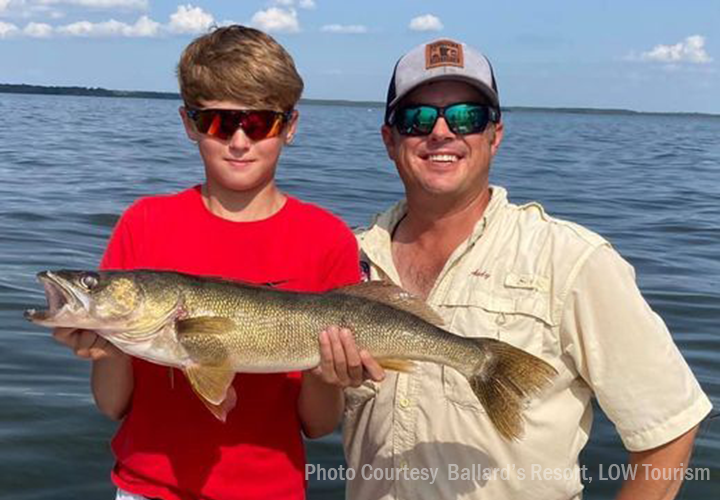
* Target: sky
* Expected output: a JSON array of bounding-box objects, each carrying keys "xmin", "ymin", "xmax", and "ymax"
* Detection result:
[{"xmin": 1, "ymin": 0, "xmax": 719, "ymax": 114}]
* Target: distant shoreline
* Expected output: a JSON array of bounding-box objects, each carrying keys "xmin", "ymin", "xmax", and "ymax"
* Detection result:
[{"xmin": 1, "ymin": 83, "xmax": 718, "ymax": 118}]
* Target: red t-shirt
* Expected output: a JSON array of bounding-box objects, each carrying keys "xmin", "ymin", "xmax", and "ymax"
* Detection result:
[{"xmin": 99, "ymin": 186, "xmax": 360, "ymax": 500}]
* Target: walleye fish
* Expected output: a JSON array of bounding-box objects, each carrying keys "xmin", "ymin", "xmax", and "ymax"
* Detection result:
[{"xmin": 25, "ymin": 270, "xmax": 557, "ymax": 440}]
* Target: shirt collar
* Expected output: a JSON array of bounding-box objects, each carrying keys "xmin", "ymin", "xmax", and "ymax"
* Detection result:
[{"xmin": 359, "ymin": 186, "xmax": 509, "ymax": 279}]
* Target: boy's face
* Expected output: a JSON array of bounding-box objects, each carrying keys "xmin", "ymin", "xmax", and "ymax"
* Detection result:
[{"xmin": 180, "ymin": 100, "xmax": 298, "ymax": 194}]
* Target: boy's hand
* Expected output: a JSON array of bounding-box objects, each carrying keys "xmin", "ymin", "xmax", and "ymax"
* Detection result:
[
  {"xmin": 52, "ymin": 327, "xmax": 125, "ymax": 361},
  {"xmin": 311, "ymin": 326, "xmax": 385, "ymax": 388}
]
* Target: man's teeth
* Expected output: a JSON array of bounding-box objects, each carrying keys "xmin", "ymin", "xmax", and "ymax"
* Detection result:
[{"xmin": 428, "ymin": 154, "xmax": 458, "ymax": 162}]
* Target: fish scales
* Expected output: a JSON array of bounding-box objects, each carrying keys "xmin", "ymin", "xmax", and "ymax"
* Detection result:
[{"xmin": 25, "ymin": 269, "xmax": 558, "ymax": 440}]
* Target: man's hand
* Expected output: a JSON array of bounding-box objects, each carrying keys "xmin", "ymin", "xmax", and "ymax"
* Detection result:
[
  {"xmin": 299, "ymin": 326, "xmax": 386, "ymax": 438},
  {"xmin": 312, "ymin": 325, "xmax": 385, "ymax": 388},
  {"xmin": 53, "ymin": 327, "xmax": 124, "ymax": 361}
]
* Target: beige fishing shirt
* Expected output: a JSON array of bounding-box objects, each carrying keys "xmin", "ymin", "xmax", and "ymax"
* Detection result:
[{"xmin": 343, "ymin": 186, "xmax": 712, "ymax": 500}]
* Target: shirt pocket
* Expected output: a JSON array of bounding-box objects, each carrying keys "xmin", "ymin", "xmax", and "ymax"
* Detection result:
[{"xmin": 437, "ymin": 278, "xmax": 556, "ymax": 410}]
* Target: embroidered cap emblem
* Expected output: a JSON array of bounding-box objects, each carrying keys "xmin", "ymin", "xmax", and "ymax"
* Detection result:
[{"xmin": 425, "ymin": 40, "xmax": 464, "ymax": 69}]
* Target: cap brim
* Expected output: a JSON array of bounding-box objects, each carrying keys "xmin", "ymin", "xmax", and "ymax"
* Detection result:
[{"xmin": 388, "ymin": 74, "xmax": 500, "ymax": 112}]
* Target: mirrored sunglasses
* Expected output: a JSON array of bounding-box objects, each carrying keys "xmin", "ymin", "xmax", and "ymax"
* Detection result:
[
  {"xmin": 393, "ymin": 103, "xmax": 499, "ymax": 136},
  {"xmin": 186, "ymin": 108, "xmax": 292, "ymax": 141}
]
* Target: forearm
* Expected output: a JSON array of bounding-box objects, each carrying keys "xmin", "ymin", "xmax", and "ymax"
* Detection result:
[
  {"xmin": 91, "ymin": 355, "xmax": 133, "ymax": 420},
  {"xmin": 615, "ymin": 426, "xmax": 698, "ymax": 500},
  {"xmin": 298, "ymin": 371, "xmax": 344, "ymax": 439}
]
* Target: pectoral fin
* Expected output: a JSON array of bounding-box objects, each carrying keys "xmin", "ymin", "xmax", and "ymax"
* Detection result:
[
  {"xmin": 184, "ymin": 362, "xmax": 236, "ymax": 421},
  {"xmin": 199, "ymin": 385, "xmax": 238, "ymax": 422},
  {"xmin": 177, "ymin": 316, "xmax": 236, "ymax": 336},
  {"xmin": 177, "ymin": 316, "xmax": 232, "ymax": 365}
]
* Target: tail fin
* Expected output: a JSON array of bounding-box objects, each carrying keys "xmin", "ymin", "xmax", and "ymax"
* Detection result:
[{"xmin": 469, "ymin": 339, "xmax": 557, "ymax": 441}]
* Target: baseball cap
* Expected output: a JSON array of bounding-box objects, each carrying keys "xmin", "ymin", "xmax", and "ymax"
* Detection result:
[{"xmin": 385, "ymin": 39, "xmax": 500, "ymax": 125}]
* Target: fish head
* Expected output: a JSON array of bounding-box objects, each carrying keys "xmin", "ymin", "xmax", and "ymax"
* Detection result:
[{"xmin": 24, "ymin": 270, "xmax": 179, "ymax": 337}]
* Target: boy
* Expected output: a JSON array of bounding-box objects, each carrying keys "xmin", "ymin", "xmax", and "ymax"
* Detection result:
[{"xmin": 53, "ymin": 25, "xmax": 361, "ymax": 500}]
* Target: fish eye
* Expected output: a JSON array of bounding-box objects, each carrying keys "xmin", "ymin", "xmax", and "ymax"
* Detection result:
[{"xmin": 80, "ymin": 273, "xmax": 100, "ymax": 290}]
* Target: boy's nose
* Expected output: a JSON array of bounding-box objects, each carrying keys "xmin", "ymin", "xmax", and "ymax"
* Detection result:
[{"xmin": 228, "ymin": 126, "xmax": 252, "ymax": 150}]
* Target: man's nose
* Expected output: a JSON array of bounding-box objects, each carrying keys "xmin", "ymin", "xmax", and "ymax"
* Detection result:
[{"xmin": 428, "ymin": 116, "xmax": 455, "ymax": 140}]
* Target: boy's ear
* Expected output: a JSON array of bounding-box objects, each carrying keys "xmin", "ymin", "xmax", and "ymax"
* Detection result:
[
  {"xmin": 179, "ymin": 106, "xmax": 199, "ymax": 142},
  {"xmin": 284, "ymin": 110, "xmax": 299, "ymax": 145}
]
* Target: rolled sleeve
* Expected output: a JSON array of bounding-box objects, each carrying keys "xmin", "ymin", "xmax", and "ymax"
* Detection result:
[{"xmin": 560, "ymin": 245, "xmax": 712, "ymax": 451}]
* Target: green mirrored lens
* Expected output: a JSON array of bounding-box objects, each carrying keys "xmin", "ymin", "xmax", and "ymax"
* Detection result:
[
  {"xmin": 395, "ymin": 103, "xmax": 492, "ymax": 136},
  {"xmin": 397, "ymin": 106, "xmax": 439, "ymax": 135},
  {"xmin": 445, "ymin": 104, "xmax": 489, "ymax": 135}
]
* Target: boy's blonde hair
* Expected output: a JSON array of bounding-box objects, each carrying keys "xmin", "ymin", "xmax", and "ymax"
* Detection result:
[{"xmin": 178, "ymin": 25, "xmax": 304, "ymax": 111}]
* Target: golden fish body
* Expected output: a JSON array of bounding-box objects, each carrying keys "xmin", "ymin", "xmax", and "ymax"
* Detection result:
[{"xmin": 26, "ymin": 270, "xmax": 557, "ymax": 440}]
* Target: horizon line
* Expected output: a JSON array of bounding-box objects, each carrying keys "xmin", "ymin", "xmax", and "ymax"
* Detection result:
[{"xmin": 1, "ymin": 83, "xmax": 719, "ymax": 118}]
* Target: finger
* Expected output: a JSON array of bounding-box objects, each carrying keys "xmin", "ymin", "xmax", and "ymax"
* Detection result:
[
  {"xmin": 339, "ymin": 328, "xmax": 363, "ymax": 387},
  {"xmin": 328, "ymin": 327, "xmax": 349, "ymax": 386},
  {"xmin": 52, "ymin": 327, "xmax": 78, "ymax": 348},
  {"xmin": 74, "ymin": 331, "xmax": 98, "ymax": 358},
  {"xmin": 360, "ymin": 350, "xmax": 386, "ymax": 382},
  {"xmin": 317, "ymin": 330, "xmax": 338, "ymax": 384},
  {"xmin": 89, "ymin": 337, "xmax": 112, "ymax": 360}
]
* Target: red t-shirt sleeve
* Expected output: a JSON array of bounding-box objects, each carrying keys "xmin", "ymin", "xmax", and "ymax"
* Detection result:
[
  {"xmin": 99, "ymin": 200, "xmax": 144, "ymax": 271},
  {"xmin": 318, "ymin": 224, "xmax": 361, "ymax": 290}
]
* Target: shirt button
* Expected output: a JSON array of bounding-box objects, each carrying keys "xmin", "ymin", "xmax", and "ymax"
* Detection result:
[
  {"xmin": 496, "ymin": 313, "xmax": 507, "ymax": 325},
  {"xmin": 399, "ymin": 398, "xmax": 410, "ymax": 408}
]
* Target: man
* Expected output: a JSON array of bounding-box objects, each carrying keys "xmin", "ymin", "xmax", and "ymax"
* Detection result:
[{"xmin": 335, "ymin": 39, "xmax": 712, "ymax": 499}]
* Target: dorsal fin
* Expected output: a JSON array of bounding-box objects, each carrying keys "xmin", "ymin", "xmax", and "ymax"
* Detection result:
[{"xmin": 336, "ymin": 281, "xmax": 444, "ymax": 326}]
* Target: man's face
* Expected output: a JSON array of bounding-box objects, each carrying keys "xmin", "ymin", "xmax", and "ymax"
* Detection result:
[
  {"xmin": 180, "ymin": 100, "xmax": 298, "ymax": 194},
  {"xmin": 382, "ymin": 80, "xmax": 503, "ymax": 203}
]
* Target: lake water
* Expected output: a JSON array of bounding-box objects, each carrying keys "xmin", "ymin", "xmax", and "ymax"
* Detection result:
[{"xmin": 0, "ymin": 93, "xmax": 718, "ymax": 499}]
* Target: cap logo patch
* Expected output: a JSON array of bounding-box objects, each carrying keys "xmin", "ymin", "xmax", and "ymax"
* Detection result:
[{"xmin": 426, "ymin": 40, "xmax": 464, "ymax": 69}]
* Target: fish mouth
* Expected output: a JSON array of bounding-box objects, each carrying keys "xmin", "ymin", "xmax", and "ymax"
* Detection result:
[{"xmin": 24, "ymin": 271, "xmax": 90, "ymax": 326}]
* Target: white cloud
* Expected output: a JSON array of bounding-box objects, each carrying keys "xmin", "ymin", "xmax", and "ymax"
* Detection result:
[
  {"xmin": 251, "ymin": 7, "xmax": 299, "ymax": 33},
  {"xmin": 24, "ymin": 21, "xmax": 53, "ymax": 36},
  {"xmin": 0, "ymin": 0, "xmax": 78, "ymax": 18},
  {"xmin": 409, "ymin": 14, "xmax": 443, "ymax": 32},
  {"xmin": 0, "ymin": 3, "xmax": 223, "ymax": 39},
  {"xmin": 273, "ymin": 0, "xmax": 315, "ymax": 8},
  {"xmin": 0, "ymin": 20, "xmax": 19, "ymax": 37},
  {"xmin": 167, "ymin": 4, "xmax": 214, "ymax": 34},
  {"xmin": 321, "ymin": 24, "xmax": 366, "ymax": 34},
  {"xmin": 129, "ymin": 14, "xmax": 159, "ymax": 36},
  {"xmin": 36, "ymin": 0, "xmax": 148, "ymax": 9},
  {"xmin": 640, "ymin": 35, "xmax": 712, "ymax": 64},
  {"xmin": 56, "ymin": 14, "xmax": 158, "ymax": 36}
]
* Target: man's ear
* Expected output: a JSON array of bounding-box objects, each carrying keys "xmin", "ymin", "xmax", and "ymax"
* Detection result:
[
  {"xmin": 381, "ymin": 124, "xmax": 397, "ymax": 162},
  {"xmin": 284, "ymin": 110, "xmax": 299, "ymax": 145},
  {"xmin": 490, "ymin": 120, "xmax": 504, "ymax": 156},
  {"xmin": 179, "ymin": 106, "xmax": 199, "ymax": 142}
]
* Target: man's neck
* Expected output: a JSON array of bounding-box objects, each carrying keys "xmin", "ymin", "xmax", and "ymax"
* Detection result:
[
  {"xmin": 400, "ymin": 188, "xmax": 492, "ymax": 248},
  {"xmin": 391, "ymin": 188, "xmax": 492, "ymax": 299},
  {"xmin": 202, "ymin": 180, "xmax": 286, "ymax": 222}
]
